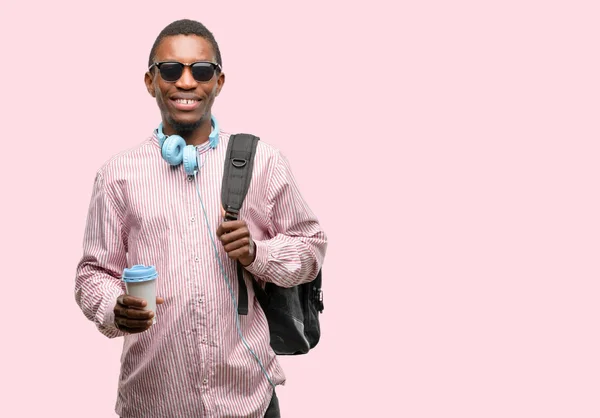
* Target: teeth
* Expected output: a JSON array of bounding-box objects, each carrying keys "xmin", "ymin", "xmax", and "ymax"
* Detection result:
[{"xmin": 176, "ymin": 99, "xmax": 195, "ymax": 104}]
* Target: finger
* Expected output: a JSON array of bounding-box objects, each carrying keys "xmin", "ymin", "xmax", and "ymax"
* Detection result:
[
  {"xmin": 220, "ymin": 227, "xmax": 249, "ymax": 244},
  {"xmin": 115, "ymin": 318, "xmax": 151, "ymax": 331},
  {"xmin": 156, "ymin": 297, "xmax": 165, "ymax": 304},
  {"xmin": 224, "ymin": 237, "xmax": 250, "ymax": 253},
  {"xmin": 114, "ymin": 303, "xmax": 150, "ymax": 319},
  {"xmin": 121, "ymin": 295, "xmax": 148, "ymax": 309},
  {"xmin": 115, "ymin": 316, "xmax": 154, "ymax": 329},
  {"xmin": 118, "ymin": 307, "xmax": 154, "ymax": 320},
  {"xmin": 216, "ymin": 221, "xmax": 235, "ymax": 237},
  {"xmin": 226, "ymin": 246, "xmax": 250, "ymax": 260},
  {"xmin": 220, "ymin": 220, "xmax": 245, "ymax": 232},
  {"xmin": 216, "ymin": 223, "xmax": 224, "ymax": 237},
  {"xmin": 116, "ymin": 322, "xmax": 151, "ymax": 334}
]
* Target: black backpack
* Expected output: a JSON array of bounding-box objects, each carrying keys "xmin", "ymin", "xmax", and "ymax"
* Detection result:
[{"xmin": 221, "ymin": 133, "xmax": 324, "ymax": 355}]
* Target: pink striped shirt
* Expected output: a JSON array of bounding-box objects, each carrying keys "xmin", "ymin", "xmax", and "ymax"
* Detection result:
[{"xmin": 74, "ymin": 126, "xmax": 327, "ymax": 417}]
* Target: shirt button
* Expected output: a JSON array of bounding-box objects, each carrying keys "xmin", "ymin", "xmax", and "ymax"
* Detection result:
[
  {"xmin": 195, "ymin": 256, "xmax": 199, "ymax": 262},
  {"xmin": 201, "ymin": 336, "xmax": 207, "ymax": 343},
  {"xmin": 191, "ymin": 216, "xmax": 195, "ymax": 222},
  {"xmin": 187, "ymin": 175, "xmax": 194, "ymax": 182},
  {"xmin": 203, "ymin": 379, "xmax": 208, "ymax": 385}
]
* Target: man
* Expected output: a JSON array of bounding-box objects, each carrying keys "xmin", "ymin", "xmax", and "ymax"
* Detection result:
[{"xmin": 74, "ymin": 19, "xmax": 327, "ymax": 418}]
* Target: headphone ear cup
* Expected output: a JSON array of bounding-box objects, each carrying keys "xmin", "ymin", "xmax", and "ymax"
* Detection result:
[
  {"xmin": 183, "ymin": 145, "xmax": 198, "ymax": 175},
  {"xmin": 162, "ymin": 135, "xmax": 186, "ymax": 165},
  {"xmin": 209, "ymin": 115, "xmax": 220, "ymax": 148}
]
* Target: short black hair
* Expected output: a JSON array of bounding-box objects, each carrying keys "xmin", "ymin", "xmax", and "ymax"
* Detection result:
[{"xmin": 148, "ymin": 19, "xmax": 222, "ymax": 69}]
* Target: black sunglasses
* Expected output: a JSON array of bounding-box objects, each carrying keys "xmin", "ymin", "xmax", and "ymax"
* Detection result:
[{"xmin": 149, "ymin": 61, "xmax": 222, "ymax": 82}]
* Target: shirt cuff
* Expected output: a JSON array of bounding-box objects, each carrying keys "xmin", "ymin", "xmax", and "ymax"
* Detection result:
[{"xmin": 244, "ymin": 239, "xmax": 269, "ymax": 277}]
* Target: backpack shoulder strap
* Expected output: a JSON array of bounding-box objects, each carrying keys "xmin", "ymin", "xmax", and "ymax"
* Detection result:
[
  {"xmin": 221, "ymin": 133, "xmax": 260, "ymax": 315},
  {"xmin": 222, "ymin": 133, "xmax": 260, "ymax": 220}
]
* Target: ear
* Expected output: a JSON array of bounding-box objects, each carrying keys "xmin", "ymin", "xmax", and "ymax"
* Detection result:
[
  {"xmin": 215, "ymin": 72, "xmax": 225, "ymax": 97},
  {"xmin": 144, "ymin": 71, "xmax": 156, "ymax": 98}
]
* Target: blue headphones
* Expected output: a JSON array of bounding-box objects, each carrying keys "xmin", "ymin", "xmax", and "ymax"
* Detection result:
[{"xmin": 156, "ymin": 114, "xmax": 220, "ymax": 175}]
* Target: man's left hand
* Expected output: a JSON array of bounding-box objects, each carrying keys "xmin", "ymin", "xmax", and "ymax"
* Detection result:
[{"xmin": 217, "ymin": 219, "xmax": 256, "ymax": 266}]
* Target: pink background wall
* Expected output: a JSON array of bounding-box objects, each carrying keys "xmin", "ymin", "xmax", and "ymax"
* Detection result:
[{"xmin": 2, "ymin": 1, "xmax": 599, "ymax": 416}]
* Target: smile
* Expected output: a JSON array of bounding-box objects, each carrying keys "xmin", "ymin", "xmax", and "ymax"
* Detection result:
[
  {"xmin": 170, "ymin": 98, "xmax": 201, "ymax": 111},
  {"xmin": 175, "ymin": 99, "xmax": 197, "ymax": 104}
]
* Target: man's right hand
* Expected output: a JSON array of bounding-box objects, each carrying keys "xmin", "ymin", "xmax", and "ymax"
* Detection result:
[{"xmin": 113, "ymin": 295, "xmax": 165, "ymax": 333}]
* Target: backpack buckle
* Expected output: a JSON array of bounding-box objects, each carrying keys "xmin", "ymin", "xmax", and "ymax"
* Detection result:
[
  {"xmin": 315, "ymin": 289, "xmax": 324, "ymax": 312},
  {"xmin": 224, "ymin": 206, "xmax": 239, "ymax": 221},
  {"xmin": 232, "ymin": 158, "xmax": 247, "ymax": 168}
]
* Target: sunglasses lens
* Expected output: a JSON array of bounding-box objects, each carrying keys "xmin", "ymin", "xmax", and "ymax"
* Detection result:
[
  {"xmin": 191, "ymin": 63, "xmax": 216, "ymax": 82},
  {"xmin": 159, "ymin": 63, "xmax": 183, "ymax": 81}
]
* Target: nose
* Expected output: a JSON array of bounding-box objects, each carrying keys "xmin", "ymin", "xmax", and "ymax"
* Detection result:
[{"xmin": 175, "ymin": 65, "xmax": 198, "ymax": 89}]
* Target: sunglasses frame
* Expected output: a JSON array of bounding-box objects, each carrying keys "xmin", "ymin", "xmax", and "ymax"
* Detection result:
[{"xmin": 148, "ymin": 61, "xmax": 222, "ymax": 83}]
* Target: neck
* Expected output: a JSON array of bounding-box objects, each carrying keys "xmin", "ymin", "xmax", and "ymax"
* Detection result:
[{"xmin": 163, "ymin": 114, "xmax": 213, "ymax": 146}]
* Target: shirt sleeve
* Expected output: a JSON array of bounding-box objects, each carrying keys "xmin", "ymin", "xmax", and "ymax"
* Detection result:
[
  {"xmin": 74, "ymin": 171, "xmax": 129, "ymax": 338},
  {"xmin": 244, "ymin": 150, "xmax": 327, "ymax": 287}
]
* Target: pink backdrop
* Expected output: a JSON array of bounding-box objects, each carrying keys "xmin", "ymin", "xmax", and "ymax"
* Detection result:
[{"xmin": 2, "ymin": 1, "xmax": 599, "ymax": 416}]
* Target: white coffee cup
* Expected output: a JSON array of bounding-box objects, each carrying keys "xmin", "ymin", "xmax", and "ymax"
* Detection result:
[{"xmin": 122, "ymin": 264, "xmax": 158, "ymax": 324}]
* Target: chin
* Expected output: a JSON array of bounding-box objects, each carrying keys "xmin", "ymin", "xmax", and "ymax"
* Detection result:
[{"xmin": 168, "ymin": 115, "xmax": 203, "ymax": 134}]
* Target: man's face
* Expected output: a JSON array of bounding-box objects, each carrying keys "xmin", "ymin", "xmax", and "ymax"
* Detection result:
[{"xmin": 145, "ymin": 34, "xmax": 224, "ymax": 133}]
